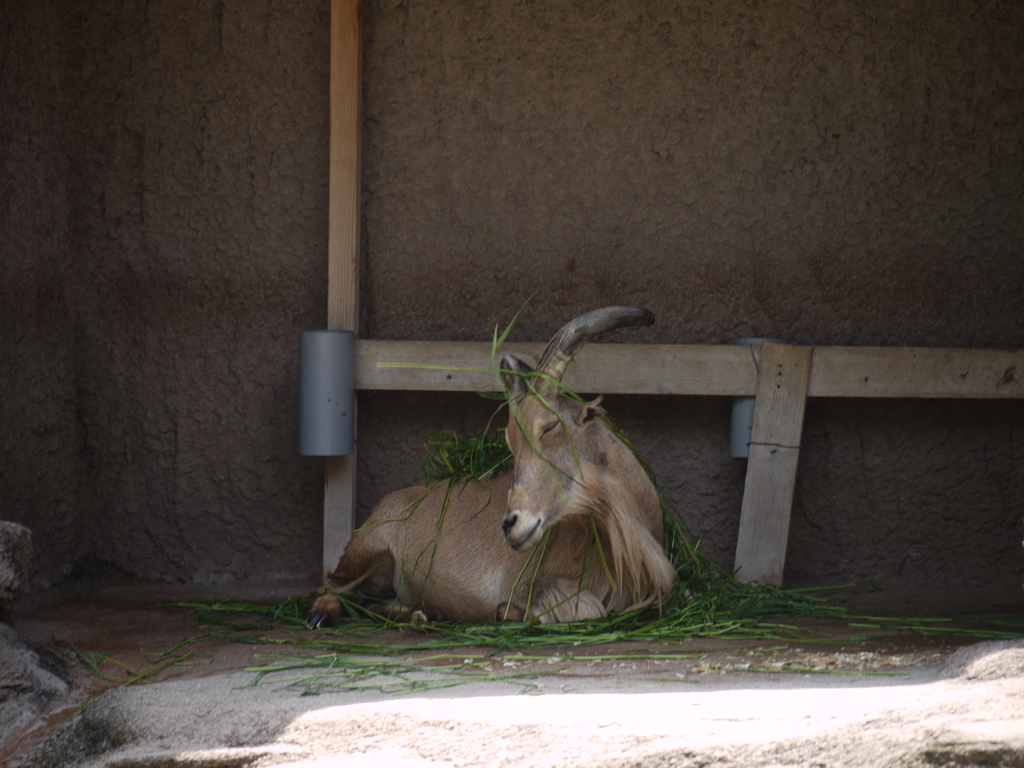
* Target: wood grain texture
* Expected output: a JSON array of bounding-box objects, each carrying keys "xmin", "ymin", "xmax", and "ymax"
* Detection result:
[
  {"xmin": 323, "ymin": 454, "xmax": 355, "ymax": 577},
  {"xmin": 809, "ymin": 346, "xmax": 1024, "ymax": 399},
  {"xmin": 327, "ymin": 0, "xmax": 361, "ymax": 333},
  {"xmin": 323, "ymin": 0, "xmax": 362, "ymax": 577},
  {"xmin": 354, "ymin": 340, "xmax": 759, "ymax": 395},
  {"xmin": 353, "ymin": 340, "xmax": 1024, "ymax": 399},
  {"xmin": 733, "ymin": 343, "xmax": 813, "ymax": 586}
]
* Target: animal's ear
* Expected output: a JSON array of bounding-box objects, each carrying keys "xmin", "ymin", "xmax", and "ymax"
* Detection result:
[
  {"xmin": 500, "ymin": 355, "xmax": 534, "ymax": 399},
  {"xmin": 576, "ymin": 396, "xmax": 606, "ymax": 425}
]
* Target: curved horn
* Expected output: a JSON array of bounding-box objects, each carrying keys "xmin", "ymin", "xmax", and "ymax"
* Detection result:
[{"xmin": 536, "ymin": 306, "xmax": 655, "ymax": 389}]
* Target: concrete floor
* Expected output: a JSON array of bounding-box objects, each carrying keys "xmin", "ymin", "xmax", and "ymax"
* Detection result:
[
  {"xmin": 5, "ymin": 577, "xmax": 1024, "ymax": 767},
  {"xmin": 11, "ymin": 578, "xmax": 1005, "ymax": 693}
]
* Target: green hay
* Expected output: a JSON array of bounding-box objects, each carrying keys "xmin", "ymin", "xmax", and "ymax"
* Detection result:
[
  {"xmin": 52, "ymin": 638, "xmax": 211, "ymax": 685},
  {"xmin": 424, "ymin": 428, "xmax": 511, "ymax": 483},
  {"xmin": 243, "ymin": 653, "xmax": 545, "ymax": 696}
]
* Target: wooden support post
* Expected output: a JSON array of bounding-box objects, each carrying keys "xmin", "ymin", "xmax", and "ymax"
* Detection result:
[
  {"xmin": 323, "ymin": 0, "xmax": 362, "ymax": 578},
  {"xmin": 733, "ymin": 342, "xmax": 813, "ymax": 586}
]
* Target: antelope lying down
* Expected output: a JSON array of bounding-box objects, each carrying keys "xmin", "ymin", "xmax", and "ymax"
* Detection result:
[{"xmin": 306, "ymin": 307, "xmax": 675, "ymax": 627}]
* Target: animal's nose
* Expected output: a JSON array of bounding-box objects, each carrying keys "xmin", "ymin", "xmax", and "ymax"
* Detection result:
[{"xmin": 502, "ymin": 514, "xmax": 518, "ymax": 535}]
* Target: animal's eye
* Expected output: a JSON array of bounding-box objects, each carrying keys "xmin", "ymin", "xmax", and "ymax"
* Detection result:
[{"xmin": 540, "ymin": 421, "xmax": 560, "ymax": 437}]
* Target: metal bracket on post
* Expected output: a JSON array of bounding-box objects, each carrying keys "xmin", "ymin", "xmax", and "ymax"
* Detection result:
[{"xmin": 733, "ymin": 342, "xmax": 813, "ymax": 586}]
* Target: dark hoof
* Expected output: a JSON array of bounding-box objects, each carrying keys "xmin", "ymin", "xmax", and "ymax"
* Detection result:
[{"xmin": 305, "ymin": 611, "xmax": 335, "ymax": 630}]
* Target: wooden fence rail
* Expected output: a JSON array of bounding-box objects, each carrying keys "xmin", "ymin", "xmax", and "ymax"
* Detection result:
[{"xmin": 355, "ymin": 340, "xmax": 1024, "ymax": 399}]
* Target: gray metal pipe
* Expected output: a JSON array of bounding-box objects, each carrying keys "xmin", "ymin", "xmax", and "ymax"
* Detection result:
[{"xmin": 299, "ymin": 330, "xmax": 354, "ymax": 456}]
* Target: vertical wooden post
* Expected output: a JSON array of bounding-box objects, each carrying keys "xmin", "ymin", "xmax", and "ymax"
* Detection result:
[
  {"xmin": 324, "ymin": 0, "xmax": 362, "ymax": 578},
  {"xmin": 733, "ymin": 342, "xmax": 813, "ymax": 586}
]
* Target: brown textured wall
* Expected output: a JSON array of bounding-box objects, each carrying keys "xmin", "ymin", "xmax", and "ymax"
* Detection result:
[
  {"xmin": 2, "ymin": 0, "xmax": 1023, "ymax": 602},
  {"xmin": 1, "ymin": 1, "xmax": 80, "ymax": 584},
  {"xmin": 61, "ymin": 0, "xmax": 332, "ymax": 584},
  {"xmin": 360, "ymin": 0, "xmax": 1023, "ymax": 347}
]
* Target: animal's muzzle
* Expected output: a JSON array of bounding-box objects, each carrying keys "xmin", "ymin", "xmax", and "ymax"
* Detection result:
[{"xmin": 502, "ymin": 511, "xmax": 541, "ymax": 550}]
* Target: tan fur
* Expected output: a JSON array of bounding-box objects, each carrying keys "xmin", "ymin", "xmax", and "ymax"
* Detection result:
[{"xmin": 307, "ymin": 308, "xmax": 675, "ymax": 627}]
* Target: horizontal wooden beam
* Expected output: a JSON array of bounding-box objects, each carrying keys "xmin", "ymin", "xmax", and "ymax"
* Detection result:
[
  {"xmin": 354, "ymin": 340, "xmax": 1024, "ymax": 400},
  {"xmin": 354, "ymin": 340, "xmax": 758, "ymax": 395},
  {"xmin": 807, "ymin": 346, "xmax": 1024, "ymax": 399}
]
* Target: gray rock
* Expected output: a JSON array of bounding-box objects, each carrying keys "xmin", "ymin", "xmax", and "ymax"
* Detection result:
[
  {"xmin": 0, "ymin": 520, "xmax": 33, "ymax": 622},
  {"xmin": 918, "ymin": 720, "xmax": 1024, "ymax": 768},
  {"xmin": 0, "ymin": 622, "xmax": 71, "ymax": 757},
  {"xmin": 941, "ymin": 639, "xmax": 1024, "ymax": 681}
]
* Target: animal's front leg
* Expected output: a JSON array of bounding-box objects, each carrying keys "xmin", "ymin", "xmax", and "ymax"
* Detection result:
[
  {"xmin": 306, "ymin": 591, "xmax": 341, "ymax": 629},
  {"xmin": 531, "ymin": 578, "xmax": 606, "ymax": 623},
  {"xmin": 367, "ymin": 599, "xmax": 442, "ymax": 622},
  {"xmin": 307, "ymin": 532, "xmax": 394, "ymax": 629},
  {"xmin": 500, "ymin": 577, "xmax": 607, "ymax": 624}
]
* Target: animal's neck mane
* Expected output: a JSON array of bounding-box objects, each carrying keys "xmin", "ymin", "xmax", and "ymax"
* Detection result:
[{"xmin": 576, "ymin": 476, "xmax": 675, "ymax": 613}]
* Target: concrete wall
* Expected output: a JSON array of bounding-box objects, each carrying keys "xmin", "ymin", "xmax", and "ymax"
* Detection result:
[
  {"xmin": 3, "ymin": 0, "xmax": 331, "ymax": 585},
  {"xmin": 2, "ymin": 0, "xmax": 1022, "ymax": 603},
  {"xmin": 63, "ymin": 0, "xmax": 332, "ymax": 584},
  {"xmin": 1, "ymin": 1, "xmax": 80, "ymax": 583}
]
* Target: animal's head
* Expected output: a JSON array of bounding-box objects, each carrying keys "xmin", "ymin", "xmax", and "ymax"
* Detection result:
[{"xmin": 498, "ymin": 307, "xmax": 655, "ymax": 551}]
